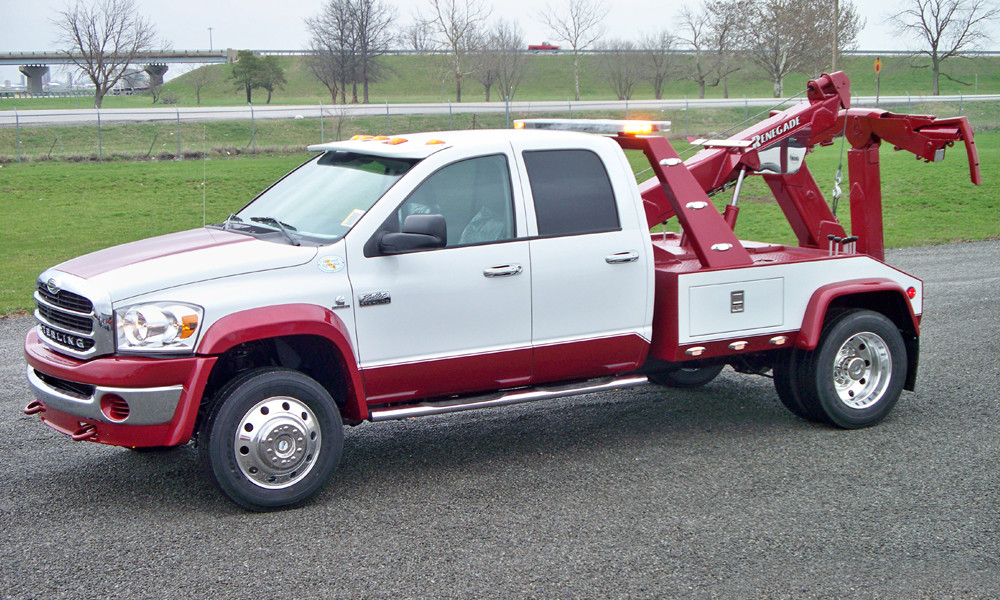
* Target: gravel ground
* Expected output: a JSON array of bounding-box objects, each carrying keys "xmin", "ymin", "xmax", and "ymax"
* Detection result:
[{"xmin": 1, "ymin": 241, "xmax": 998, "ymax": 599}]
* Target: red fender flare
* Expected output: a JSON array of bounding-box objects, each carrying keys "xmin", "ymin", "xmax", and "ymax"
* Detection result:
[
  {"xmin": 198, "ymin": 304, "xmax": 368, "ymax": 420},
  {"xmin": 797, "ymin": 278, "xmax": 918, "ymax": 350}
]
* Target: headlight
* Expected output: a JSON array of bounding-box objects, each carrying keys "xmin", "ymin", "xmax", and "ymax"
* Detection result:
[{"xmin": 116, "ymin": 302, "xmax": 203, "ymax": 353}]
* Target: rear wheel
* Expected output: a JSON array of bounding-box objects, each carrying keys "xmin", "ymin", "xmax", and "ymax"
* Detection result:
[
  {"xmin": 649, "ymin": 364, "xmax": 725, "ymax": 388},
  {"xmin": 773, "ymin": 349, "xmax": 823, "ymax": 422},
  {"xmin": 797, "ymin": 309, "xmax": 907, "ymax": 429},
  {"xmin": 199, "ymin": 368, "xmax": 344, "ymax": 511}
]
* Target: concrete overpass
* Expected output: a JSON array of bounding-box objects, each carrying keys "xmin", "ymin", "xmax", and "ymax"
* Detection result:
[{"xmin": 0, "ymin": 50, "xmax": 237, "ymax": 93}]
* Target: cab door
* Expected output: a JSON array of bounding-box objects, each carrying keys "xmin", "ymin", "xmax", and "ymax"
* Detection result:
[
  {"xmin": 347, "ymin": 150, "xmax": 532, "ymax": 404},
  {"xmin": 510, "ymin": 137, "xmax": 654, "ymax": 383}
]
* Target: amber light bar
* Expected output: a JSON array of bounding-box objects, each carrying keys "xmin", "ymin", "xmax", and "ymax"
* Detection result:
[{"xmin": 514, "ymin": 118, "xmax": 671, "ymax": 135}]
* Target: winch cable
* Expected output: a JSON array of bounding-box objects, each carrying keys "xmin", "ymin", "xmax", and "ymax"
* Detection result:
[
  {"xmin": 830, "ymin": 111, "xmax": 851, "ymax": 217},
  {"xmin": 633, "ymin": 90, "xmax": 809, "ymax": 181}
]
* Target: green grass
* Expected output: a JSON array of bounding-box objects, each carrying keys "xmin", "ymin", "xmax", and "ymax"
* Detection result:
[
  {"xmin": 2, "ymin": 130, "xmax": 995, "ymax": 315},
  {"xmin": 3, "ymin": 53, "xmax": 1000, "ymax": 112},
  {"xmin": 3, "ymin": 100, "xmax": 997, "ymax": 164},
  {"xmin": 0, "ymin": 154, "xmax": 309, "ymax": 313}
]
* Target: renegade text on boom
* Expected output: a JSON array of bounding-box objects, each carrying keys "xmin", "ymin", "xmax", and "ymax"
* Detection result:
[{"xmin": 750, "ymin": 117, "xmax": 801, "ymax": 149}]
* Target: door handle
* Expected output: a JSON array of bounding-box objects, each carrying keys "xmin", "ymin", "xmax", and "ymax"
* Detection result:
[
  {"xmin": 605, "ymin": 251, "xmax": 640, "ymax": 264},
  {"xmin": 483, "ymin": 264, "xmax": 523, "ymax": 278}
]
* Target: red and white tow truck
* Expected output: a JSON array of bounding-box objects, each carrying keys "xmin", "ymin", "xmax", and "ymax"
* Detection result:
[{"xmin": 24, "ymin": 72, "xmax": 980, "ymax": 510}]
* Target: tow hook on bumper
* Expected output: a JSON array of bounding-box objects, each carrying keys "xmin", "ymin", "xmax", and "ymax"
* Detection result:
[
  {"xmin": 70, "ymin": 423, "xmax": 98, "ymax": 442},
  {"xmin": 23, "ymin": 400, "xmax": 46, "ymax": 415}
]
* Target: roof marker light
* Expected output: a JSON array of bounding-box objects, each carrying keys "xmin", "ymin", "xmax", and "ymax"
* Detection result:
[
  {"xmin": 386, "ymin": 137, "xmax": 408, "ymax": 145},
  {"xmin": 426, "ymin": 139, "xmax": 446, "ymax": 145},
  {"xmin": 372, "ymin": 135, "xmax": 390, "ymax": 141}
]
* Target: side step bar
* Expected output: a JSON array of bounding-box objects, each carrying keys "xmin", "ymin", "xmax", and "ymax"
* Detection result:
[{"xmin": 368, "ymin": 375, "xmax": 649, "ymax": 422}]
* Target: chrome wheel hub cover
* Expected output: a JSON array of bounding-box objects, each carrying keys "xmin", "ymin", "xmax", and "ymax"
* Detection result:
[
  {"xmin": 234, "ymin": 396, "xmax": 321, "ymax": 489},
  {"xmin": 832, "ymin": 332, "xmax": 892, "ymax": 410}
]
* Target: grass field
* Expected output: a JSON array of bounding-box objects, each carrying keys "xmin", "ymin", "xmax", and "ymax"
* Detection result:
[
  {"xmin": 1, "ymin": 130, "xmax": 995, "ymax": 315},
  {"xmin": 2, "ymin": 99, "xmax": 998, "ymax": 164},
  {"xmin": 3, "ymin": 53, "xmax": 1000, "ymax": 112}
]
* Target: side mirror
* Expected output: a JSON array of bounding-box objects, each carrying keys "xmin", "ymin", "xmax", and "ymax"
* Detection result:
[{"xmin": 379, "ymin": 214, "xmax": 447, "ymax": 254}]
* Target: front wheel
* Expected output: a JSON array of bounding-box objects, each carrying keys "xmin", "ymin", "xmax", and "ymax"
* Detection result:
[
  {"xmin": 199, "ymin": 368, "xmax": 344, "ymax": 511},
  {"xmin": 798, "ymin": 309, "xmax": 907, "ymax": 429}
]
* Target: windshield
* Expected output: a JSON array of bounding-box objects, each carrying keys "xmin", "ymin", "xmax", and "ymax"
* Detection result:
[{"xmin": 232, "ymin": 151, "xmax": 416, "ymax": 244}]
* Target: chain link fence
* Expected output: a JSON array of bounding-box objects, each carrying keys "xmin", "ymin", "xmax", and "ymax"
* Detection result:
[{"xmin": 1, "ymin": 95, "xmax": 998, "ymax": 164}]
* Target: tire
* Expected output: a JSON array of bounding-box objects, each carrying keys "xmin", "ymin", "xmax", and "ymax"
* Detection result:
[
  {"xmin": 648, "ymin": 364, "xmax": 725, "ymax": 388},
  {"xmin": 772, "ymin": 349, "xmax": 823, "ymax": 422},
  {"xmin": 797, "ymin": 309, "xmax": 907, "ymax": 429},
  {"xmin": 199, "ymin": 368, "xmax": 344, "ymax": 511}
]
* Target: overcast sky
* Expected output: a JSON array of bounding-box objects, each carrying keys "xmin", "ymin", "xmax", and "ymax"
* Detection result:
[{"xmin": 2, "ymin": 0, "xmax": 998, "ymax": 85}]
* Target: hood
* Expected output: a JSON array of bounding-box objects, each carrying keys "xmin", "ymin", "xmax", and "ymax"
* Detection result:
[{"xmin": 54, "ymin": 228, "xmax": 318, "ymax": 302}]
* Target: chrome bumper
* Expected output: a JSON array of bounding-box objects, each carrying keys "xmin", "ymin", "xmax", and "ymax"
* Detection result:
[{"xmin": 26, "ymin": 366, "xmax": 183, "ymax": 425}]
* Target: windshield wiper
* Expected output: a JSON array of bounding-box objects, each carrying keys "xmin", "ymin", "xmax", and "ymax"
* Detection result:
[
  {"xmin": 222, "ymin": 213, "xmax": 244, "ymax": 230},
  {"xmin": 249, "ymin": 216, "xmax": 301, "ymax": 246}
]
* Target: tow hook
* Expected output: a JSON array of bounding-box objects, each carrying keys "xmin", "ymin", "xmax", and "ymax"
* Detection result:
[
  {"xmin": 70, "ymin": 423, "xmax": 98, "ymax": 442},
  {"xmin": 23, "ymin": 400, "xmax": 46, "ymax": 415}
]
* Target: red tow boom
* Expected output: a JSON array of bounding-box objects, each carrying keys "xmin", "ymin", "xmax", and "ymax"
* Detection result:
[{"xmin": 630, "ymin": 72, "xmax": 980, "ymax": 265}]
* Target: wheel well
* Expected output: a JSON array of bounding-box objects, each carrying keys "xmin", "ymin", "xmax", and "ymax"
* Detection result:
[
  {"xmin": 825, "ymin": 290, "xmax": 919, "ymax": 391},
  {"xmin": 826, "ymin": 290, "xmax": 916, "ymax": 337},
  {"xmin": 197, "ymin": 335, "xmax": 350, "ymax": 434}
]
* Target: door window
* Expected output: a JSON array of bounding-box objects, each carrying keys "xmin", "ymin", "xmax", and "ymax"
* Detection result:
[
  {"xmin": 522, "ymin": 149, "xmax": 620, "ymax": 237},
  {"xmin": 394, "ymin": 154, "xmax": 516, "ymax": 247}
]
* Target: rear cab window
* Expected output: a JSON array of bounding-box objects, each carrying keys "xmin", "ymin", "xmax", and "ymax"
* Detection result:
[{"xmin": 521, "ymin": 149, "xmax": 621, "ymax": 237}]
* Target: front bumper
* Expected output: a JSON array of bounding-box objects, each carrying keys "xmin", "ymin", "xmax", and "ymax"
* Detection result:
[{"xmin": 24, "ymin": 328, "xmax": 217, "ymax": 447}]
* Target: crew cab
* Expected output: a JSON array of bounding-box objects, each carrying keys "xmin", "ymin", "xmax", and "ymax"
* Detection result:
[{"xmin": 24, "ymin": 73, "xmax": 980, "ymax": 510}]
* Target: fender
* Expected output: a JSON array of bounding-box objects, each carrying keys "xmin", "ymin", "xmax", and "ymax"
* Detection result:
[
  {"xmin": 797, "ymin": 278, "xmax": 918, "ymax": 350},
  {"xmin": 198, "ymin": 304, "xmax": 369, "ymax": 420}
]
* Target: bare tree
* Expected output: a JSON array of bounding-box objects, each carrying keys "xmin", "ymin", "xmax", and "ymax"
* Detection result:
[
  {"xmin": 737, "ymin": 0, "xmax": 861, "ymax": 97},
  {"xmin": 353, "ymin": 0, "xmax": 396, "ymax": 103},
  {"xmin": 306, "ymin": 49, "xmax": 343, "ymax": 104},
  {"xmin": 539, "ymin": 0, "xmax": 609, "ymax": 100},
  {"xmin": 187, "ymin": 65, "xmax": 213, "ymax": 105},
  {"xmin": 403, "ymin": 20, "xmax": 436, "ymax": 53},
  {"xmin": 471, "ymin": 20, "xmax": 526, "ymax": 100},
  {"xmin": 494, "ymin": 20, "xmax": 528, "ymax": 100},
  {"xmin": 705, "ymin": 0, "xmax": 744, "ymax": 98},
  {"xmin": 676, "ymin": 5, "xmax": 717, "ymax": 99},
  {"xmin": 52, "ymin": 0, "xmax": 159, "ymax": 108},
  {"xmin": 596, "ymin": 40, "xmax": 642, "ymax": 100},
  {"xmin": 676, "ymin": 1, "xmax": 746, "ymax": 99},
  {"xmin": 471, "ymin": 30, "xmax": 502, "ymax": 100},
  {"xmin": 424, "ymin": 0, "xmax": 492, "ymax": 102},
  {"xmin": 888, "ymin": 0, "xmax": 1000, "ymax": 94},
  {"xmin": 639, "ymin": 30, "xmax": 677, "ymax": 100},
  {"xmin": 306, "ymin": 0, "xmax": 355, "ymax": 104},
  {"xmin": 307, "ymin": 0, "xmax": 394, "ymax": 104}
]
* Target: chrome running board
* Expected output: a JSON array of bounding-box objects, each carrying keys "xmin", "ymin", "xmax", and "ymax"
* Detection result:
[{"xmin": 368, "ymin": 375, "xmax": 649, "ymax": 422}]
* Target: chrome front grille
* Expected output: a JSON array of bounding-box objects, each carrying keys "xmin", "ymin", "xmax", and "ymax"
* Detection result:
[
  {"xmin": 35, "ymin": 283, "xmax": 94, "ymax": 313},
  {"xmin": 34, "ymin": 270, "xmax": 115, "ymax": 359},
  {"xmin": 37, "ymin": 302, "xmax": 94, "ymax": 333}
]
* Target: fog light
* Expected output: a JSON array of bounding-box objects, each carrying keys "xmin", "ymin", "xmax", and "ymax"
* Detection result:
[{"xmin": 100, "ymin": 394, "xmax": 130, "ymax": 422}]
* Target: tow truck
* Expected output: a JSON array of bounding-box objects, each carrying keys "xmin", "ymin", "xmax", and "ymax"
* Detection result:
[{"xmin": 24, "ymin": 72, "xmax": 980, "ymax": 510}]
